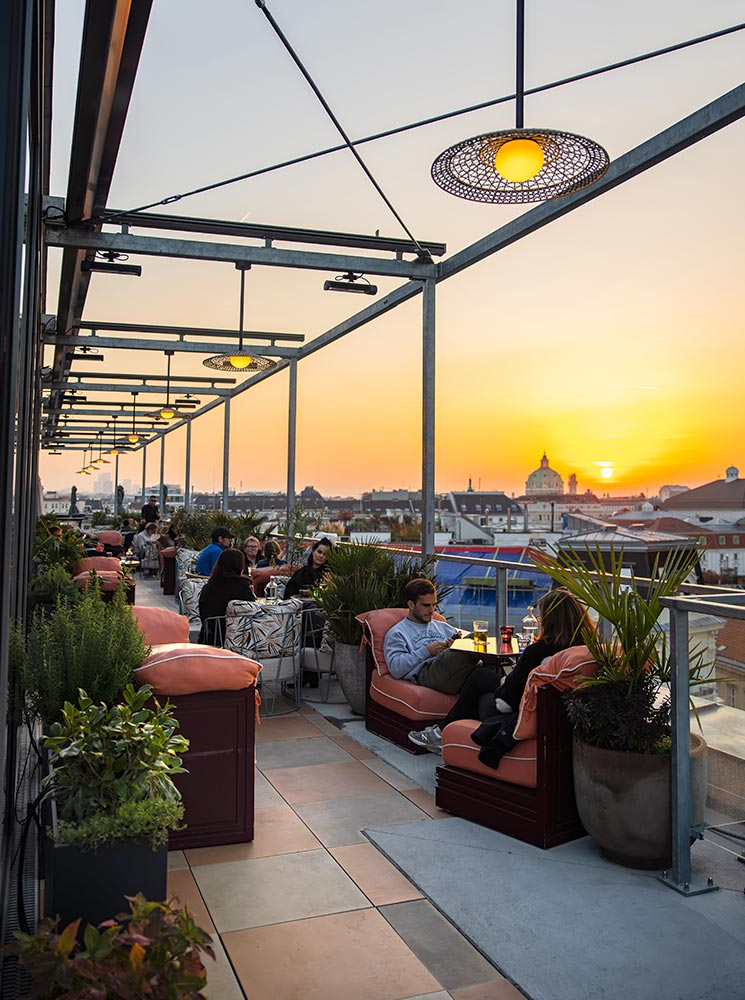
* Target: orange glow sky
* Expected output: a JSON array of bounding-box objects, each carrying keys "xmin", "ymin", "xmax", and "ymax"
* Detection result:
[{"xmin": 40, "ymin": 1, "xmax": 745, "ymax": 500}]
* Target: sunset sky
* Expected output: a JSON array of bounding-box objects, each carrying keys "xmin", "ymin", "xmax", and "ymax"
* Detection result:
[{"xmin": 41, "ymin": 0, "xmax": 745, "ymax": 500}]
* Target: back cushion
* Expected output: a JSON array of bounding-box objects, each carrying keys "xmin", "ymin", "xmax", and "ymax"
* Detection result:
[
  {"xmin": 176, "ymin": 547, "xmax": 199, "ymax": 578},
  {"xmin": 513, "ymin": 645, "xmax": 598, "ymax": 740},
  {"xmin": 356, "ymin": 608, "xmax": 447, "ymax": 676},
  {"xmin": 135, "ymin": 643, "xmax": 260, "ymax": 695},
  {"xmin": 225, "ymin": 599, "xmax": 303, "ymax": 658},
  {"xmin": 97, "ymin": 530, "xmax": 123, "ymax": 546},
  {"xmin": 132, "ymin": 605, "xmax": 189, "ymax": 645}
]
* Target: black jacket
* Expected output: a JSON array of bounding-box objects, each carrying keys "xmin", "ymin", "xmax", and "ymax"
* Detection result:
[
  {"xmin": 283, "ymin": 563, "xmax": 327, "ymax": 599},
  {"xmin": 198, "ymin": 575, "xmax": 256, "ymax": 645}
]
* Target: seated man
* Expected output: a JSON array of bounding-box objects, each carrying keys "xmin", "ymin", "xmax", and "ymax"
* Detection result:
[
  {"xmin": 195, "ymin": 526, "xmax": 235, "ymax": 576},
  {"xmin": 383, "ymin": 578, "xmax": 481, "ymax": 698}
]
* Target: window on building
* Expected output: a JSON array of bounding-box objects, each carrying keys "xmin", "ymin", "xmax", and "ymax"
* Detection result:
[
  {"xmin": 734, "ymin": 536, "xmax": 740, "ymax": 545},
  {"xmin": 728, "ymin": 685, "xmax": 737, "ymax": 708},
  {"xmin": 719, "ymin": 535, "xmax": 726, "ymax": 544}
]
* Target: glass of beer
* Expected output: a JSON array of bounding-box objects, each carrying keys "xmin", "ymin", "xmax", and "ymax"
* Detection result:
[{"xmin": 473, "ymin": 620, "xmax": 488, "ymax": 651}]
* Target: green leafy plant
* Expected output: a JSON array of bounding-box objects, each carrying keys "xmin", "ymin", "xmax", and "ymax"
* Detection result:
[
  {"xmin": 43, "ymin": 685, "xmax": 187, "ymax": 850},
  {"xmin": 314, "ymin": 542, "xmax": 446, "ymax": 645},
  {"xmin": 19, "ymin": 585, "xmax": 149, "ymax": 723},
  {"xmin": 169, "ymin": 508, "xmax": 274, "ymax": 550},
  {"xmin": 276, "ymin": 501, "xmax": 322, "ymax": 566},
  {"xmin": 531, "ymin": 542, "xmax": 705, "ymax": 753},
  {"xmin": 90, "ymin": 510, "xmax": 112, "ymax": 527},
  {"xmin": 7, "ymin": 893, "xmax": 214, "ymax": 998},
  {"xmin": 27, "ymin": 565, "xmax": 80, "ymax": 612},
  {"xmin": 34, "ymin": 517, "xmax": 85, "ymax": 574}
]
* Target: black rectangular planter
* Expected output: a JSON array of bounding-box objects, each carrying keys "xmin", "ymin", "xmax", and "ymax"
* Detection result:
[{"xmin": 45, "ymin": 838, "xmax": 167, "ymax": 930}]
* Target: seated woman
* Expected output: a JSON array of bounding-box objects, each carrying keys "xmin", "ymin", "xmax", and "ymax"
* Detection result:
[
  {"xmin": 256, "ymin": 540, "xmax": 287, "ymax": 568},
  {"xmin": 283, "ymin": 537, "xmax": 332, "ymax": 598},
  {"xmin": 241, "ymin": 535, "xmax": 262, "ymax": 571},
  {"xmin": 408, "ymin": 588, "xmax": 594, "ymax": 753},
  {"xmin": 132, "ymin": 522, "xmax": 161, "ymax": 576},
  {"xmin": 198, "ymin": 548, "xmax": 256, "ymax": 646}
]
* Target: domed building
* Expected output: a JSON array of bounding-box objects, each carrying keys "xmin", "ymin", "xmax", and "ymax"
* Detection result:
[{"xmin": 525, "ymin": 452, "xmax": 564, "ymax": 497}]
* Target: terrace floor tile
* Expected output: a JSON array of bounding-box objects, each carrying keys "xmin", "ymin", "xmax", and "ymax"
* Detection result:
[
  {"xmin": 192, "ymin": 849, "xmax": 370, "ymax": 932},
  {"xmin": 294, "ymin": 792, "xmax": 428, "ymax": 848},
  {"xmin": 266, "ymin": 759, "xmax": 395, "ymax": 804},
  {"xmin": 330, "ymin": 842, "xmax": 424, "ymax": 905},
  {"xmin": 222, "ymin": 908, "xmax": 442, "ymax": 1000},
  {"xmin": 256, "ymin": 735, "xmax": 353, "ymax": 770},
  {"xmin": 255, "ymin": 713, "xmax": 322, "ymax": 743},
  {"xmin": 185, "ymin": 803, "xmax": 321, "ymax": 866}
]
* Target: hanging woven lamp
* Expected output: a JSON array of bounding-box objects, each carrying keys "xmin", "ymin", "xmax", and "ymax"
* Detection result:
[
  {"xmin": 145, "ymin": 352, "xmax": 192, "ymax": 421},
  {"xmin": 203, "ymin": 264, "xmax": 278, "ymax": 373},
  {"xmin": 431, "ymin": 0, "xmax": 609, "ymax": 204}
]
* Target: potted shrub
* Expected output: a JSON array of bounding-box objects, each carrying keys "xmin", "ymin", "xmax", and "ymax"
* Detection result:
[
  {"xmin": 8, "ymin": 892, "xmax": 214, "ymax": 997},
  {"xmin": 42, "ymin": 685, "xmax": 188, "ymax": 929},
  {"xmin": 314, "ymin": 542, "xmax": 443, "ymax": 713},
  {"xmin": 16, "ymin": 584, "xmax": 148, "ymax": 725},
  {"xmin": 33, "ymin": 517, "xmax": 85, "ymax": 575},
  {"xmin": 531, "ymin": 542, "xmax": 708, "ymax": 869},
  {"xmin": 27, "ymin": 565, "xmax": 80, "ymax": 615}
]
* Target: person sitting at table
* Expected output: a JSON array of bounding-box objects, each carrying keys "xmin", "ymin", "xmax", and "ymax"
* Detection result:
[
  {"xmin": 242, "ymin": 535, "xmax": 262, "ymax": 570},
  {"xmin": 256, "ymin": 539, "xmax": 287, "ymax": 568},
  {"xmin": 132, "ymin": 522, "xmax": 161, "ymax": 576},
  {"xmin": 195, "ymin": 526, "xmax": 235, "ymax": 576},
  {"xmin": 384, "ymin": 578, "xmax": 480, "ymax": 698},
  {"xmin": 408, "ymin": 588, "xmax": 594, "ymax": 753},
  {"xmin": 198, "ymin": 548, "xmax": 256, "ymax": 646},
  {"xmin": 283, "ymin": 537, "xmax": 332, "ymax": 598}
]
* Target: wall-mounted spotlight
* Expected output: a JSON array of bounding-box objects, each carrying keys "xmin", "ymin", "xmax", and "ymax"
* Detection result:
[
  {"xmin": 323, "ymin": 272, "xmax": 377, "ymax": 295},
  {"xmin": 66, "ymin": 351, "xmax": 105, "ymax": 362}
]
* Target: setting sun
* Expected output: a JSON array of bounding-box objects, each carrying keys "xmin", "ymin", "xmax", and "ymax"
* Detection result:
[{"xmin": 600, "ymin": 464, "xmax": 615, "ymax": 480}]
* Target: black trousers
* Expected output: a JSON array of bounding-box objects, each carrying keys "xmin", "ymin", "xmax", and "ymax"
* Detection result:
[{"xmin": 441, "ymin": 666, "xmax": 502, "ymax": 728}]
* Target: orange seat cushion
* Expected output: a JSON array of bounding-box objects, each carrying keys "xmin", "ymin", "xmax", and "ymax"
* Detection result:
[
  {"xmin": 135, "ymin": 643, "xmax": 260, "ymax": 696},
  {"xmin": 442, "ymin": 719, "xmax": 538, "ymax": 788},
  {"xmin": 73, "ymin": 570, "xmax": 122, "ymax": 592},
  {"xmin": 357, "ymin": 607, "xmax": 447, "ymax": 676},
  {"xmin": 132, "ymin": 606, "xmax": 189, "ymax": 645},
  {"xmin": 514, "ymin": 645, "xmax": 597, "ymax": 740},
  {"xmin": 75, "ymin": 556, "xmax": 123, "ymax": 575},
  {"xmin": 369, "ymin": 671, "xmax": 457, "ymax": 721},
  {"xmin": 96, "ymin": 530, "xmax": 123, "ymax": 546}
]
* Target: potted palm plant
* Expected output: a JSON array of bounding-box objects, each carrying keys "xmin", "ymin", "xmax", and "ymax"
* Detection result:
[
  {"xmin": 43, "ymin": 685, "xmax": 188, "ymax": 929},
  {"xmin": 531, "ymin": 541, "xmax": 708, "ymax": 869},
  {"xmin": 313, "ymin": 543, "xmax": 443, "ymax": 713}
]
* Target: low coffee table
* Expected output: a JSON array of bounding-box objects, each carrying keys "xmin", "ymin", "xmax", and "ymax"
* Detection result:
[{"xmin": 450, "ymin": 635, "xmax": 520, "ymax": 677}]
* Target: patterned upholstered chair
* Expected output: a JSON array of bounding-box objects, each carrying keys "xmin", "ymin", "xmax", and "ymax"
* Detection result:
[
  {"xmin": 175, "ymin": 546, "xmax": 199, "ymax": 590},
  {"xmin": 177, "ymin": 577, "xmax": 208, "ymax": 642},
  {"xmin": 224, "ymin": 598, "xmax": 303, "ymax": 716}
]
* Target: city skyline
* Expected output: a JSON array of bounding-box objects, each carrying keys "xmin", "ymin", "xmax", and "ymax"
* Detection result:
[{"xmin": 39, "ymin": 2, "xmax": 745, "ymax": 499}]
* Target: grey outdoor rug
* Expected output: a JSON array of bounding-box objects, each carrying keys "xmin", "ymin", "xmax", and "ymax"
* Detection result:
[{"xmin": 363, "ymin": 817, "xmax": 745, "ymax": 1000}]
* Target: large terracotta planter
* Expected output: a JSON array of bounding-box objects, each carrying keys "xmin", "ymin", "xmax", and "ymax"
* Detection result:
[
  {"xmin": 334, "ymin": 641, "xmax": 366, "ymax": 715},
  {"xmin": 572, "ymin": 734, "xmax": 707, "ymax": 869}
]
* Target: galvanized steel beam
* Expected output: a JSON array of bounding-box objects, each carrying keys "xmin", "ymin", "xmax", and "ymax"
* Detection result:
[
  {"xmin": 45, "ymin": 229, "xmax": 438, "ymax": 279},
  {"xmin": 45, "ymin": 333, "xmax": 300, "ymax": 358}
]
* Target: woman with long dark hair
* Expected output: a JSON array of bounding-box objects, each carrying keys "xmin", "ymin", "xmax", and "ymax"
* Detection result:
[
  {"xmin": 198, "ymin": 548, "xmax": 256, "ymax": 645},
  {"xmin": 282, "ymin": 538, "xmax": 332, "ymax": 599},
  {"xmin": 408, "ymin": 588, "xmax": 594, "ymax": 752}
]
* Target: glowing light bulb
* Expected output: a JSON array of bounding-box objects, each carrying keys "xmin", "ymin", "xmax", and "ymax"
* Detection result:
[
  {"xmin": 109, "ymin": 447, "xmax": 119, "ymax": 456},
  {"xmin": 159, "ymin": 407, "xmax": 176, "ymax": 420},
  {"xmin": 128, "ymin": 433, "xmax": 140, "ymax": 444},
  {"xmin": 228, "ymin": 354, "xmax": 253, "ymax": 369},
  {"xmin": 494, "ymin": 138, "xmax": 544, "ymax": 182}
]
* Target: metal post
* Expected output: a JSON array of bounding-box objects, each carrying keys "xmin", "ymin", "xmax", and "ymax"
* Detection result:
[
  {"xmin": 184, "ymin": 418, "xmax": 191, "ymax": 511},
  {"xmin": 496, "ymin": 565, "xmax": 508, "ymax": 632},
  {"xmin": 286, "ymin": 358, "xmax": 297, "ymax": 545},
  {"xmin": 113, "ymin": 454, "xmax": 119, "ymax": 513},
  {"xmin": 159, "ymin": 431, "xmax": 166, "ymax": 515},
  {"xmin": 421, "ymin": 277, "xmax": 436, "ymax": 558},
  {"xmin": 659, "ymin": 605, "xmax": 716, "ymax": 895},
  {"xmin": 222, "ymin": 397, "xmax": 230, "ymax": 515},
  {"xmin": 515, "ymin": 0, "xmax": 525, "ymax": 128},
  {"xmin": 141, "ymin": 444, "xmax": 146, "ymax": 506}
]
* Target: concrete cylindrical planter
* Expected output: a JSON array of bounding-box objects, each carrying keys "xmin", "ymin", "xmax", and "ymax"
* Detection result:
[
  {"xmin": 333, "ymin": 641, "xmax": 366, "ymax": 715},
  {"xmin": 572, "ymin": 734, "xmax": 708, "ymax": 869}
]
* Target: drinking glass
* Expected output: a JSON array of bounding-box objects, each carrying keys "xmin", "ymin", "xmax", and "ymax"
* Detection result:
[{"xmin": 472, "ymin": 620, "xmax": 488, "ymax": 649}]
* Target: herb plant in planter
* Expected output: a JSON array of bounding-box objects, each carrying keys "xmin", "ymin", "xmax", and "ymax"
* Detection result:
[
  {"xmin": 313, "ymin": 542, "xmax": 443, "ymax": 713},
  {"xmin": 9, "ymin": 893, "xmax": 214, "ymax": 999},
  {"xmin": 531, "ymin": 542, "xmax": 708, "ymax": 869},
  {"xmin": 17, "ymin": 584, "xmax": 148, "ymax": 725},
  {"xmin": 43, "ymin": 685, "xmax": 188, "ymax": 929}
]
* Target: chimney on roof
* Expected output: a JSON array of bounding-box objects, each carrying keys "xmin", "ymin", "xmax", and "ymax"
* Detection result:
[{"xmin": 725, "ymin": 466, "xmax": 739, "ymax": 483}]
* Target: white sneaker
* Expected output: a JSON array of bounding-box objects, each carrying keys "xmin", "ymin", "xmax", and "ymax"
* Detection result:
[
  {"xmin": 495, "ymin": 697, "xmax": 512, "ymax": 714},
  {"xmin": 408, "ymin": 725, "xmax": 442, "ymax": 753}
]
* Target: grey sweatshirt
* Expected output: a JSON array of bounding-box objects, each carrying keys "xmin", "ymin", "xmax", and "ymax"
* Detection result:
[{"xmin": 383, "ymin": 616, "xmax": 458, "ymax": 681}]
